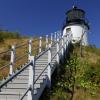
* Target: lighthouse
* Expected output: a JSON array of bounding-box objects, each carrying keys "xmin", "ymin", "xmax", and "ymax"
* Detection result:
[{"xmin": 63, "ymin": 6, "xmax": 89, "ymax": 45}]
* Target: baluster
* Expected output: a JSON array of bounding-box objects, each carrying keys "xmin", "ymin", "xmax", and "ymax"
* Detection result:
[
  {"xmin": 57, "ymin": 32, "xmax": 59, "ymax": 40},
  {"xmin": 59, "ymin": 31, "xmax": 61, "ymax": 40},
  {"xmin": 58, "ymin": 31, "xmax": 60, "ymax": 40},
  {"xmin": 54, "ymin": 32, "xmax": 57, "ymax": 42},
  {"xmin": 59, "ymin": 31, "xmax": 62, "ymax": 39},
  {"xmin": 56, "ymin": 38, "xmax": 60, "ymax": 64},
  {"xmin": 46, "ymin": 35, "xmax": 48, "ymax": 48},
  {"xmin": 61, "ymin": 36, "xmax": 64, "ymax": 63},
  {"xmin": 28, "ymin": 56, "xmax": 35, "ymax": 100},
  {"xmin": 47, "ymin": 44, "xmax": 51, "ymax": 88},
  {"xmin": 28, "ymin": 39, "xmax": 32, "ymax": 59},
  {"xmin": 9, "ymin": 45, "xmax": 15, "ymax": 76},
  {"xmin": 51, "ymin": 33, "xmax": 53, "ymax": 45},
  {"xmin": 39, "ymin": 36, "xmax": 42, "ymax": 53}
]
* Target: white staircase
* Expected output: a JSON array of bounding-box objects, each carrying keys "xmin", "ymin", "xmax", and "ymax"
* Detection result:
[
  {"xmin": 0, "ymin": 32, "xmax": 71, "ymax": 100},
  {"xmin": 0, "ymin": 46, "xmax": 58, "ymax": 100}
]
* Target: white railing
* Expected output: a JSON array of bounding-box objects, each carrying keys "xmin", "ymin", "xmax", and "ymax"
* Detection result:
[
  {"xmin": 24, "ymin": 32, "xmax": 71, "ymax": 100},
  {"xmin": 0, "ymin": 33, "xmax": 52, "ymax": 79},
  {"xmin": 0, "ymin": 31, "xmax": 72, "ymax": 100}
]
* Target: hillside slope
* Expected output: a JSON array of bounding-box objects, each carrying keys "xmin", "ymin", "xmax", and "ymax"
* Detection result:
[
  {"xmin": 0, "ymin": 34, "xmax": 47, "ymax": 81},
  {"xmin": 50, "ymin": 44, "xmax": 100, "ymax": 100}
]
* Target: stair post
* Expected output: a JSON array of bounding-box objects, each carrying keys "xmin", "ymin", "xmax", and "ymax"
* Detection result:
[
  {"xmin": 59, "ymin": 31, "xmax": 62, "ymax": 39},
  {"xmin": 58, "ymin": 31, "xmax": 61, "ymax": 40},
  {"xmin": 46, "ymin": 35, "xmax": 48, "ymax": 48},
  {"xmin": 47, "ymin": 44, "xmax": 51, "ymax": 88},
  {"xmin": 56, "ymin": 32, "xmax": 59, "ymax": 40},
  {"xmin": 9, "ymin": 45, "xmax": 15, "ymax": 76},
  {"xmin": 51, "ymin": 33, "xmax": 53, "ymax": 45},
  {"xmin": 57, "ymin": 38, "xmax": 60, "ymax": 64},
  {"xmin": 28, "ymin": 39, "xmax": 32, "ymax": 59},
  {"xmin": 39, "ymin": 36, "xmax": 42, "ymax": 53},
  {"xmin": 61, "ymin": 36, "xmax": 64, "ymax": 63},
  {"xmin": 54, "ymin": 32, "xmax": 57, "ymax": 42},
  {"xmin": 28, "ymin": 56, "xmax": 35, "ymax": 100}
]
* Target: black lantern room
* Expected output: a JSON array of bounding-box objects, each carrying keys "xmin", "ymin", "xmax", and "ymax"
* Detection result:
[{"xmin": 63, "ymin": 6, "xmax": 89, "ymax": 29}]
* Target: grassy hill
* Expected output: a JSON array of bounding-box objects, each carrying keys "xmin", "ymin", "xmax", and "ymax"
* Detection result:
[
  {"xmin": 0, "ymin": 31, "xmax": 40, "ymax": 80},
  {"xmin": 0, "ymin": 31, "xmax": 100, "ymax": 99},
  {"xmin": 0, "ymin": 31, "xmax": 28, "ymax": 80},
  {"xmin": 0, "ymin": 31, "xmax": 48, "ymax": 80},
  {"xmin": 50, "ymin": 44, "xmax": 100, "ymax": 100}
]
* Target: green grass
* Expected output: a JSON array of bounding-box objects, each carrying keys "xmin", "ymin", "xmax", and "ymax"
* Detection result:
[{"xmin": 50, "ymin": 44, "xmax": 100, "ymax": 100}]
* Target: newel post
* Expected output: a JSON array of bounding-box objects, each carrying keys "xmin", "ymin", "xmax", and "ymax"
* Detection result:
[
  {"xmin": 46, "ymin": 35, "xmax": 48, "ymax": 48},
  {"xmin": 39, "ymin": 36, "xmax": 42, "ymax": 53},
  {"xmin": 9, "ymin": 45, "xmax": 15, "ymax": 76},
  {"xmin": 28, "ymin": 56, "xmax": 35, "ymax": 100},
  {"xmin": 47, "ymin": 44, "xmax": 52, "ymax": 88}
]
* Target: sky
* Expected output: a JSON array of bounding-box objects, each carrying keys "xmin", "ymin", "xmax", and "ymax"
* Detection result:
[{"xmin": 0, "ymin": 0, "xmax": 100, "ymax": 47}]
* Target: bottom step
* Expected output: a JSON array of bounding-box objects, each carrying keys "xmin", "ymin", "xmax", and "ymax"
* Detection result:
[{"xmin": 0, "ymin": 92, "xmax": 27, "ymax": 100}]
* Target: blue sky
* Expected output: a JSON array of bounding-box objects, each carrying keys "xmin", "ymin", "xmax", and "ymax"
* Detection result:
[{"xmin": 0, "ymin": 0, "xmax": 100, "ymax": 47}]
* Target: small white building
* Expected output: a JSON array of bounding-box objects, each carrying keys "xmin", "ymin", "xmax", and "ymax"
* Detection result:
[{"xmin": 63, "ymin": 6, "xmax": 90, "ymax": 46}]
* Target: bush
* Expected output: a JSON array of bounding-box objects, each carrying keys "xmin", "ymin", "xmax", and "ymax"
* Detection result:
[
  {"xmin": 0, "ymin": 31, "xmax": 20, "ymax": 40},
  {"xmin": 0, "ymin": 32, "xmax": 4, "ymax": 42}
]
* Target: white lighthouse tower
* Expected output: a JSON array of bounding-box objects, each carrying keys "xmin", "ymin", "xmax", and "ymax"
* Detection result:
[{"xmin": 63, "ymin": 6, "xmax": 89, "ymax": 45}]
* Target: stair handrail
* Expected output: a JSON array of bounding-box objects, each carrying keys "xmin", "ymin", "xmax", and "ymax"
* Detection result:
[
  {"xmin": 0, "ymin": 31, "xmax": 63, "ymax": 100},
  {"xmin": 24, "ymin": 32, "xmax": 63, "ymax": 99},
  {"xmin": 19, "ymin": 33, "xmax": 59, "ymax": 100},
  {"xmin": 21, "ymin": 45, "xmax": 51, "ymax": 100},
  {"xmin": 0, "ymin": 61, "xmax": 32, "ymax": 89},
  {"xmin": 15, "ymin": 42, "xmax": 28, "ymax": 49},
  {"xmin": 0, "ymin": 35, "xmax": 47, "ymax": 81},
  {"xmin": 0, "ymin": 49, "xmax": 11, "ymax": 56},
  {"xmin": 15, "ymin": 53, "xmax": 28, "ymax": 62},
  {"xmin": 51, "ymin": 44, "xmax": 62, "ymax": 62},
  {"xmin": 0, "ymin": 63, "xmax": 10, "ymax": 70},
  {"xmin": 33, "ymin": 37, "xmax": 63, "ymax": 88},
  {"xmin": 20, "ymin": 87, "xmax": 31, "ymax": 100}
]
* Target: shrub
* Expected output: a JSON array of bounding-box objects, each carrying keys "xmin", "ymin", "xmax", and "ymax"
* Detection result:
[
  {"xmin": 0, "ymin": 31, "xmax": 20, "ymax": 40},
  {"xmin": 0, "ymin": 32, "xmax": 4, "ymax": 42}
]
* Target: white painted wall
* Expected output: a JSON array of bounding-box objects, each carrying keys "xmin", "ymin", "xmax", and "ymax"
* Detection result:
[{"xmin": 63, "ymin": 24, "xmax": 88, "ymax": 46}]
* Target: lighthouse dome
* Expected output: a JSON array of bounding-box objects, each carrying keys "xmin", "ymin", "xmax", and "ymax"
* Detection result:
[
  {"xmin": 67, "ymin": 6, "xmax": 85, "ymax": 22},
  {"xmin": 63, "ymin": 6, "xmax": 89, "ymax": 29}
]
